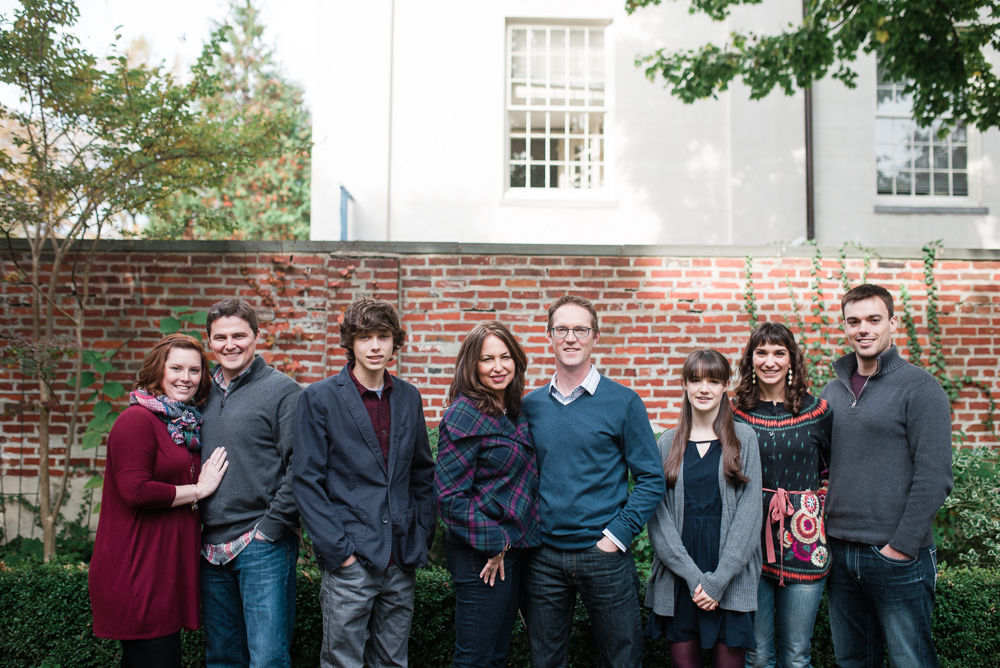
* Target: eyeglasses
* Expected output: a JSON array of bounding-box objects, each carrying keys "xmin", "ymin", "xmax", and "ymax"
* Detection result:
[{"xmin": 548, "ymin": 327, "xmax": 594, "ymax": 339}]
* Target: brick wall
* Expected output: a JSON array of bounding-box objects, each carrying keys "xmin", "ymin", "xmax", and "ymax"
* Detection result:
[{"xmin": 2, "ymin": 241, "xmax": 998, "ymax": 483}]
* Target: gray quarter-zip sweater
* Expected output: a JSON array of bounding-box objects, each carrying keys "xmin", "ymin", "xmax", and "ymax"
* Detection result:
[
  {"xmin": 201, "ymin": 355, "xmax": 302, "ymax": 544},
  {"xmin": 820, "ymin": 345, "xmax": 953, "ymax": 556}
]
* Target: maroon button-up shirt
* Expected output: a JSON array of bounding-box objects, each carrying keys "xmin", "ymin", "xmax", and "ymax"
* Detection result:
[{"xmin": 349, "ymin": 364, "xmax": 394, "ymax": 467}]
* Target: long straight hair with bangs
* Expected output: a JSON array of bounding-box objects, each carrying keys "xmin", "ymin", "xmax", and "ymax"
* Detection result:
[
  {"xmin": 447, "ymin": 321, "xmax": 528, "ymax": 418},
  {"xmin": 663, "ymin": 349, "xmax": 749, "ymax": 489}
]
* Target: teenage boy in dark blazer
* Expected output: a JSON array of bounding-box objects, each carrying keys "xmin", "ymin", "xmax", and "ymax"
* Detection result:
[{"xmin": 292, "ymin": 297, "xmax": 435, "ymax": 668}]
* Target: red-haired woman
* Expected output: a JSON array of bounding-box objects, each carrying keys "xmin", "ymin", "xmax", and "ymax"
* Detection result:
[
  {"xmin": 645, "ymin": 349, "xmax": 762, "ymax": 668},
  {"xmin": 732, "ymin": 322, "xmax": 833, "ymax": 668},
  {"xmin": 90, "ymin": 334, "xmax": 229, "ymax": 668},
  {"xmin": 434, "ymin": 321, "xmax": 540, "ymax": 668}
]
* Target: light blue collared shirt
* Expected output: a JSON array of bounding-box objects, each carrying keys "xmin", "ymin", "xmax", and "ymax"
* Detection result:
[{"xmin": 548, "ymin": 364, "xmax": 601, "ymax": 405}]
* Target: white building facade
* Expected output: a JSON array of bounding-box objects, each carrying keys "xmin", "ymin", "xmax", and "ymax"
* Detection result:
[{"xmin": 310, "ymin": 0, "xmax": 1000, "ymax": 248}]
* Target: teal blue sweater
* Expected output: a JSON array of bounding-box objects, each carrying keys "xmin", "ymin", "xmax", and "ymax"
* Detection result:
[{"xmin": 522, "ymin": 377, "xmax": 665, "ymax": 550}]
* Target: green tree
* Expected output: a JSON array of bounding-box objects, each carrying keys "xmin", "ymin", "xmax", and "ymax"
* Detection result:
[
  {"xmin": 143, "ymin": 0, "xmax": 311, "ymax": 240},
  {"xmin": 0, "ymin": 0, "xmax": 286, "ymax": 561},
  {"xmin": 627, "ymin": 0, "xmax": 1000, "ymax": 132}
]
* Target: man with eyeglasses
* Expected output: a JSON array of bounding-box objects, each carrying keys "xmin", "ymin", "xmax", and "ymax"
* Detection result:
[{"xmin": 521, "ymin": 295, "xmax": 665, "ymax": 667}]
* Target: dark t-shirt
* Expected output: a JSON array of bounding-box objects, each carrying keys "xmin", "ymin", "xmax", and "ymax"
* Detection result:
[{"xmin": 850, "ymin": 369, "xmax": 870, "ymax": 400}]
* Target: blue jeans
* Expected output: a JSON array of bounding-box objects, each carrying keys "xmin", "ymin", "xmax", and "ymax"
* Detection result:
[
  {"xmin": 201, "ymin": 532, "xmax": 299, "ymax": 668},
  {"xmin": 827, "ymin": 537, "xmax": 939, "ymax": 668},
  {"xmin": 446, "ymin": 543, "xmax": 525, "ymax": 668},
  {"xmin": 522, "ymin": 544, "xmax": 643, "ymax": 668},
  {"xmin": 746, "ymin": 576, "xmax": 826, "ymax": 668}
]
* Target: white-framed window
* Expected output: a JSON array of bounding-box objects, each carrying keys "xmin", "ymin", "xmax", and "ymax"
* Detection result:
[
  {"xmin": 506, "ymin": 22, "xmax": 606, "ymax": 193},
  {"xmin": 875, "ymin": 60, "xmax": 969, "ymax": 198}
]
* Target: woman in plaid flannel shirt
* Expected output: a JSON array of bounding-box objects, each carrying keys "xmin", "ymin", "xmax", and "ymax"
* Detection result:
[{"xmin": 434, "ymin": 321, "xmax": 541, "ymax": 668}]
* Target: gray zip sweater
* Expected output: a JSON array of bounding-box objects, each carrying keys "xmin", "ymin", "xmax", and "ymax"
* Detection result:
[
  {"xmin": 820, "ymin": 346, "xmax": 953, "ymax": 556},
  {"xmin": 201, "ymin": 356, "xmax": 302, "ymax": 544},
  {"xmin": 645, "ymin": 423, "xmax": 762, "ymax": 616}
]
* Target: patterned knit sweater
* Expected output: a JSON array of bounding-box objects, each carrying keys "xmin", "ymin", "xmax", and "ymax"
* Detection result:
[{"xmin": 733, "ymin": 393, "xmax": 833, "ymax": 582}]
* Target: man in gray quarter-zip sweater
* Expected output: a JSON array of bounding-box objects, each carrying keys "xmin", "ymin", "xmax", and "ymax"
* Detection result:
[
  {"xmin": 820, "ymin": 284, "xmax": 953, "ymax": 668},
  {"xmin": 200, "ymin": 299, "xmax": 303, "ymax": 668}
]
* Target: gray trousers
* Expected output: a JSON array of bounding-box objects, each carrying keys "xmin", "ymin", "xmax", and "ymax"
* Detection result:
[{"xmin": 319, "ymin": 561, "xmax": 416, "ymax": 668}]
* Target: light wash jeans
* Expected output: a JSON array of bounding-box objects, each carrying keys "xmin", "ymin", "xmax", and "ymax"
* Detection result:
[
  {"xmin": 746, "ymin": 576, "xmax": 826, "ymax": 668},
  {"xmin": 319, "ymin": 560, "xmax": 416, "ymax": 668},
  {"xmin": 201, "ymin": 532, "xmax": 299, "ymax": 668}
]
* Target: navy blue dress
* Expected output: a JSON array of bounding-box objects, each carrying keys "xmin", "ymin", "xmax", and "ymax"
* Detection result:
[{"xmin": 646, "ymin": 440, "xmax": 756, "ymax": 650}]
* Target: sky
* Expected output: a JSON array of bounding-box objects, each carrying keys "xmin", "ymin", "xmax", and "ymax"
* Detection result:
[{"xmin": 0, "ymin": 0, "xmax": 320, "ymax": 109}]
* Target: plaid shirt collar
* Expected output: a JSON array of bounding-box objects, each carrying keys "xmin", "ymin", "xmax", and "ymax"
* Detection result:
[{"xmin": 211, "ymin": 357, "xmax": 256, "ymax": 396}]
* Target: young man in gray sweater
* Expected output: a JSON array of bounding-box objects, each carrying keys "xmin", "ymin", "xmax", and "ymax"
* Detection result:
[
  {"xmin": 200, "ymin": 299, "xmax": 302, "ymax": 668},
  {"xmin": 820, "ymin": 284, "xmax": 953, "ymax": 668}
]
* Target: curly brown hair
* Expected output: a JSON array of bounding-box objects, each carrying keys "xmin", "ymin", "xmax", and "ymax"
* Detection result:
[
  {"xmin": 134, "ymin": 334, "xmax": 213, "ymax": 406},
  {"xmin": 733, "ymin": 322, "xmax": 809, "ymax": 415},
  {"xmin": 447, "ymin": 321, "xmax": 528, "ymax": 418},
  {"xmin": 339, "ymin": 297, "xmax": 407, "ymax": 364}
]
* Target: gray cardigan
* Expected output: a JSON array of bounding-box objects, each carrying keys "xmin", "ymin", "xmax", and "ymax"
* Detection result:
[
  {"xmin": 820, "ymin": 345, "xmax": 953, "ymax": 556},
  {"xmin": 644, "ymin": 422, "xmax": 762, "ymax": 616}
]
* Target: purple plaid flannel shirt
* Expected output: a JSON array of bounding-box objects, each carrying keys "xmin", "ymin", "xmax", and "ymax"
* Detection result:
[{"xmin": 433, "ymin": 395, "xmax": 540, "ymax": 557}]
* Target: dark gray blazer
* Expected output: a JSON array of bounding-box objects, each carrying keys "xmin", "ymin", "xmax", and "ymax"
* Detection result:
[{"xmin": 292, "ymin": 364, "xmax": 435, "ymax": 572}]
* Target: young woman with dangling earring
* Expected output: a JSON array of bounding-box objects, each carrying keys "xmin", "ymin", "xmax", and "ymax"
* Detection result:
[
  {"xmin": 644, "ymin": 349, "xmax": 762, "ymax": 668},
  {"xmin": 732, "ymin": 322, "xmax": 833, "ymax": 668}
]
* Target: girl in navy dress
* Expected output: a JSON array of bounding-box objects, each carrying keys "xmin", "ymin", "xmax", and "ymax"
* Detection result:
[{"xmin": 645, "ymin": 348, "xmax": 762, "ymax": 668}]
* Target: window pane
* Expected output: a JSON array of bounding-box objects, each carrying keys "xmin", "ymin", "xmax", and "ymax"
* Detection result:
[
  {"xmin": 509, "ymin": 111, "xmax": 526, "ymax": 130},
  {"xmin": 913, "ymin": 145, "xmax": 929, "ymax": 169},
  {"xmin": 589, "ymin": 112, "xmax": 604, "ymax": 134},
  {"xmin": 912, "ymin": 124, "xmax": 929, "ymax": 143},
  {"xmin": 933, "ymin": 145, "xmax": 949, "ymax": 170},
  {"xmin": 512, "ymin": 29, "xmax": 527, "ymax": 52},
  {"xmin": 511, "ymin": 55, "xmax": 526, "ymax": 79},
  {"xmin": 530, "ymin": 29, "xmax": 546, "ymax": 49},
  {"xmin": 510, "ymin": 164, "xmax": 526, "ymax": 187},
  {"xmin": 570, "ymin": 29, "xmax": 585, "ymax": 49},
  {"xmin": 551, "ymin": 29, "xmax": 566, "ymax": 50},
  {"xmin": 510, "ymin": 83, "xmax": 526, "ymax": 105},
  {"xmin": 529, "ymin": 165, "xmax": 546, "ymax": 188},
  {"xmin": 896, "ymin": 169, "xmax": 913, "ymax": 196},
  {"xmin": 876, "ymin": 88, "xmax": 893, "ymax": 110},
  {"xmin": 530, "ymin": 138, "xmax": 546, "ymax": 161},
  {"xmin": 511, "ymin": 138, "xmax": 526, "ymax": 160},
  {"xmin": 952, "ymin": 146, "xmax": 967, "ymax": 169},
  {"xmin": 915, "ymin": 172, "xmax": 930, "ymax": 195},
  {"xmin": 953, "ymin": 172, "xmax": 968, "ymax": 196},
  {"xmin": 569, "ymin": 137, "xmax": 584, "ymax": 160},
  {"xmin": 531, "ymin": 54, "xmax": 547, "ymax": 82},
  {"xmin": 952, "ymin": 124, "xmax": 968, "ymax": 142},
  {"xmin": 933, "ymin": 172, "xmax": 949, "ymax": 195},
  {"xmin": 874, "ymin": 118, "xmax": 893, "ymax": 145},
  {"xmin": 877, "ymin": 172, "xmax": 894, "ymax": 195},
  {"xmin": 569, "ymin": 113, "xmax": 586, "ymax": 134}
]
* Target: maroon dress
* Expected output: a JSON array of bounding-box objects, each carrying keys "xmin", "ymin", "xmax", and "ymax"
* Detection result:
[{"xmin": 89, "ymin": 406, "xmax": 202, "ymax": 639}]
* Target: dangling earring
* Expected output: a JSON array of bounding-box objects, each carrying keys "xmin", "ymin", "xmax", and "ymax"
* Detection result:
[
  {"xmin": 752, "ymin": 371, "xmax": 756, "ymax": 385},
  {"xmin": 787, "ymin": 368, "xmax": 793, "ymax": 385}
]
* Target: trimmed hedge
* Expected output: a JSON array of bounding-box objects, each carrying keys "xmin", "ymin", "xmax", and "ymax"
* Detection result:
[{"xmin": 1, "ymin": 563, "xmax": 997, "ymax": 667}]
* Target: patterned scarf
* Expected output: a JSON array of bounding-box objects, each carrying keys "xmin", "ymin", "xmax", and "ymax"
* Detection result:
[{"xmin": 129, "ymin": 390, "xmax": 203, "ymax": 451}]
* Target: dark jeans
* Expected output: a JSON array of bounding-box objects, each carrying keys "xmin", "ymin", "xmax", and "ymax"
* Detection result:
[
  {"xmin": 201, "ymin": 532, "xmax": 299, "ymax": 668},
  {"xmin": 827, "ymin": 537, "xmax": 939, "ymax": 668},
  {"xmin": 522, "ymin": 543, "xmax": 643, "ymax": 668},
  {"xmin": 446, "ymin": 542, "xmax": 525, "ymax": 668},
  {"xmin": 120, "ymin": 631, "xmax": 181, "ymax": 668}
]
